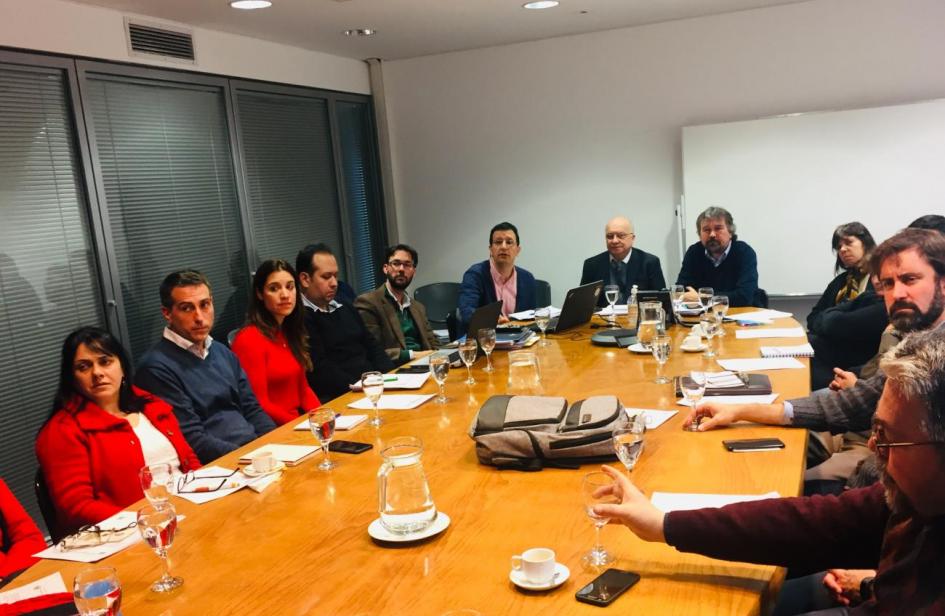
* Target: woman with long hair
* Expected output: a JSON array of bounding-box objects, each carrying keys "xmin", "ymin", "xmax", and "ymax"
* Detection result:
[
  {"xmin": 231, "ymin": 259, "xmax": 320, "ymax": 425},
  {"xmin": 36, "ymin": 327, "xmax": 200, "ymax": 536}
]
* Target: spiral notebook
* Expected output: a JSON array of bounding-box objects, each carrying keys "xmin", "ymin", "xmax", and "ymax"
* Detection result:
[{"xmin": 760, "ymin": 343, "xmax": 815, "ymax": 358}]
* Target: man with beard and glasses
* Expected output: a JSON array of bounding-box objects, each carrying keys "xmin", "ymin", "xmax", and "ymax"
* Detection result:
[
  {"xmin": 676, "ymin": 206, "xmax": 763, "ymax": 307},
  {"xmin": 355, "ymin": 244, "xmax": 439, "ymax": 366},
  {"xmin": 589, "ymin": 327, "xmax": 945, "ymax": 615}
]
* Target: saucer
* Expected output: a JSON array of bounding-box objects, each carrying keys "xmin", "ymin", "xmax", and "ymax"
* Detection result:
[
  {"xmin": 368, "ymin": 512, "xmax": 450, "ymax": 543},
  {"xmin": 509, "ymin": 562, "xmax": 570, "ymax": 591},
  {"xmin": 242, "ymin": 461, "xmax": 285, "ymax": 477},
  {"xmin": 627, "ymin": 343, "xmax": 651, "ymax": 354},
  {"xmin": 680, "ymin": 342, "xmax": 707, "ymax": 353}
]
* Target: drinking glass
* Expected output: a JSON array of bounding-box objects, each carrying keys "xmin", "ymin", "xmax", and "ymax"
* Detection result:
[
  {"xmin": 612, "ymin": 413, "xmax": 646, "ymax": 473},
  {"xmin": 682, "ymin": 372, "xmax": 707, "ymax": 431},
  {"xmin": 309, "ymin": 408, "xmax": 337, "ymax": 471},
  {"xmin": 603, "ymin": 285, "xmax": 620, "ymax": 327},
  {"xmin": 507, "ymin": 350, "xmax": 541, "ymax": 393},
  {"xmin": 137, "ymin": 503, "xmax": 183, "ymax": 592},
  {"xmin": 458, "ymin": 338, "xmax": 478, "ymax": 385},
  {"xmin": 669, "ymin": 284, "xmax": 685, "ymax": 313},
  {"xmin": 534, "ymin": 307, "xmax": 552, "ymax": 346},
  {"xmin": 430, "ymin": 352, "xmax": 450, "ymax": 403},
  {"xmin": 582, "ymin": 471, "xmax": 618, "ymax": 566},
  {"xmin": 73, "ymin": 566, "xmax": 121, "ymax": 616},
  {"xmin": 711, "ymin": 295, "xmax": 729, "ymax": 336},
  {"xmin": 477, "ymin": 328, "xmax": 496, "ymax": 373},
  {"xmin": 361, "ymin": 371, "xmax": 385, "ymax": 427},
  {"xmin": 700, "ymin": 315, "xmax": 719, "ymax": 359},
  {"xmin": 139, "ymin": 462, "xmax": 174, "ymax": 507},
  {"xmin": 637, "ymin": 301, "xmax": 662, "ymax": 350},
  {"xmin": 651, "ymin": 334, "xmax": 671, "ymax": 384},
  {"xmin": 698, "ymin": 287, "xmax": 714, "ymax": 312}
]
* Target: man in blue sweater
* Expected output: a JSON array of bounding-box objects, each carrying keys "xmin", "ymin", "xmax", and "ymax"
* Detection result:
[
  {"xmin": 676, "ymin": 206, "xmax": 762, "ymax": 307},
  {"xmin": 136, "ymin": 270, "xmax": 276, "ymax": 463}
]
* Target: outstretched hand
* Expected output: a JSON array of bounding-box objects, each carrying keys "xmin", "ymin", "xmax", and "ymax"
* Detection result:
[
  {"xmin": 681, "ymin": 402, "xmax": 741, "ymax": 431},
  {"xmin": 828, "ymin": 368, "xmax": 858, "ymax": 391},
  {"xmin": 590, "ymin": 465, "xmax": 666, "ymax": 543}
]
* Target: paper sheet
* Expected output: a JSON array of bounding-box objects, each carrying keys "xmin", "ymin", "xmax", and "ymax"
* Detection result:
[
  {"xmin": 728, "ymin": 309, "xmax": 793, "ymax": 323},
  {"xmin": 347, "ymin": 394, "xmax": 435, "ymax": 410},
  {"xmin": 623, "ymin": 408, "xmax": 678, "ymax": 429},
  {"xmin": 240, "ymin": 443, "xmax": 319, "ymax": 465},
  {"xmin": 349, "ymin": 372, "xmax": 431, "ymax": 391},
  {"xmin": 173, "ymin": 465, "xmax": 280, "ymax": 504},
  {"xmin": 0, "ymin": 572, "xmax": 67, "ymax": 604},
  {"xmin": 734, "ymin": 327, "xmax": 806, "ymax": 339},
  {"xmin": 509, "ymin": 307, "xmax": 561, "ymax": 320},
  {"xmin": 34, "ymin": 511, "xmax": 140, "ymax": 563},
  {"xmin": 717, "ymin": 358, "xmax": 805, "ymax": 371},
  {"xmin": 651, "ymin": 491, "xmax": 780, "ymax": 512},
  {"xmin": 760, "ymin": 343, "xmax": 815, "ymax": 358},
  {"xmin": 597, "ymin": 304, "xmax": 628, "ymax": 316},
  {"xmin": 294, "ymin": 414, "xmax": 367, "ymax": 431},
  {"xmin": 677, "ymin": 393, "xmax": 779, "ymax": 407},
  {"xmin": 703, "ymin": 371, "xmax": 746, "ymax": 388}
]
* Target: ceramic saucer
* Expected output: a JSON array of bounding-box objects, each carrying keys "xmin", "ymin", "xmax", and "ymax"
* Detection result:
[
  {"xmin": 242, "ymin": 461, "xmax": 285, "ymax": 477},
  {"xmin": 368, "ymin": 512, "xmax": 450, "ymax": 543},
  {"xmin": 680, "ymin": 342, "xmax": 707, "ymax": 353},
  {"xmin": 627, "ymin": 343, "xmax": 651, "ymax": 354},
  {"xmin": 509, "ymin": 562, "xmax": 570, "ymax": 591}
]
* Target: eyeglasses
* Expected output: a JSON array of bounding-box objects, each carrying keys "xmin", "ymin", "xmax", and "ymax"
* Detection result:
[
  {"xmin": 57, "ymin": 521, "xmax": 138, "ymax": 551},
  {"xmin": 387, "ymin": 260, "xmax": 415, "ymax": 270},
  {"xmin": 176, "ymin": 468, "xmax": 240, "ymax": 494},
  {"xmin": 869, "ymin": 426, "xmax": 945, "ymax": 460},
  {"xmin": 491, "ymin": 239, "xmax": 517, "ymax": 247},
  {"xmin": 605, "ymin": 233, "xmax": 633, "ymax": 241}
]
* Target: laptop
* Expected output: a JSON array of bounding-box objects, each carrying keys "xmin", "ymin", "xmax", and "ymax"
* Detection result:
[
  {"xmin": 466, "ymin": 300, "xmax": 504, "ymax": 340},
  {"xmin": 541, "ymin": 281, "xmax": 603, "ymax": 333}
]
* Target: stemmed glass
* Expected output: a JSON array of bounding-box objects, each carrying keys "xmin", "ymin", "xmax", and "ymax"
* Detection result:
[
  {"xmin": 669, "ymin": 284, "xmax": 685, "ymax": 314},
  {"xmin": 458, "ymin": 338, "xmax": 478, "ymax": 385},
  {"xmin": 137, "ymin": 503, "xmax": 183, "ymax": 593},
  {"xmin": 362, "ymin": 371, "xmax": 385, "ymax": 427},
  {"xmin": 603, "ymin": 284, "xmax": 620, "ymax": 328},
  {"xmin": 477, "ymin": 328, "xmax": 496, "ymax": 373},
  {"xmin": 711, "ymin": 295, "xmax": 729, "ymax": 336},
  {"xmin": 139, "ymin": 463, "xmax": 174, "ymax": 507},
  {"xmin": 698, "ymin": 287, "xmax": 714, "ymax": 313},
  {"xmin": 700, "ymin": 315, "xmax": 720, "ymax": 359},
  {"xmin": 612, "ymin": 413, "xmax": 646, "ymax": 474},
  {"xmin": 582, "ymin": 471, "xmax": 618, "ymax": 566},
  {"xmin": 651, "ymin": 334, "xmax": 671, "ymax": 384},
  {"xmin": 682, "ymin": 372, "xmax": 707, "ymax": 431},
  {"xmin": 430, "ymin": 352, "xmax": 450, "ymax": 403},
  {"xmin": 309, "ymin": 408, "xmax": 337, "ymax": 471},
  {"xmin": 73, "ymin": 566, "xmax": 121, "ymax": 616},
  {"xmin": 534, "ymin": 307, "xmax": 552, "ymax": 346}
]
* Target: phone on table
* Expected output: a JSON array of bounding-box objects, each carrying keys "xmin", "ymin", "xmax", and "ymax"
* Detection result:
[
  {"xmin": 575, "ymin": 568, "xmax": 640, "ymax": 606},
  {"xmin": 722, "ymin": 438, "xmax": 785, "ymax": 452},
  {"xmin": 328, "ymin": 440, "xmax": 373, "ymax": 454}
]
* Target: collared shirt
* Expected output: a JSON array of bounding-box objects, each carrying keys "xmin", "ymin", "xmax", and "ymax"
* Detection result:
[
  {"xmin": 489, "ymin": 258, "xmax": 517, "ymax": 317},
  {"xmin": 384, "ymin": 281, "xmax": 412, "ymax": 312},
  {"xmin": 302, "ymin": 294, "xmax": 341, "ymax": 314},
  {"xmin": 163, "ymin": 326, "xmax": 212, "ymax": 360},
  {"xmin": 610, "ymin": 249, "xmax": 632, "ymax": 267},
  {"xmin": 705, "ymin": 241, "xmax": 733, "ymax": 268}
]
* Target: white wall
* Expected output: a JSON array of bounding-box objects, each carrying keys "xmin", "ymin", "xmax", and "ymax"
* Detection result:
[
  {"xmin": 0, "ymin": 0, "xmax": 370, "ymax": 94},
  {"xmin": 384, "ymin": 0, "xmax": 945, "ymax": 304}
]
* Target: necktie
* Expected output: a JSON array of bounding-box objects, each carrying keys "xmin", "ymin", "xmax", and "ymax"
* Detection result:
[{"xmin": 610, "ymin": 260, "xmax": 627, "ymax": 303}]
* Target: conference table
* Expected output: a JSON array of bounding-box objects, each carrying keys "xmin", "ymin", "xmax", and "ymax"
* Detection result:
[{"xmin": 18, "ymin": 312, "xmax": 811, "ymax": 615}]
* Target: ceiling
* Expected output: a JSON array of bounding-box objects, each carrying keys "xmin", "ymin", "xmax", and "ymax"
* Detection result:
[{"xmin": 72, "ymin": 0, "xmax": 811, "ymax": 61}]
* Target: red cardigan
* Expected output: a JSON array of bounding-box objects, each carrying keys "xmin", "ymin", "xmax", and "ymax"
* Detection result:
[
  {"xmin": 35, "ymin": 388, "xmax": 201, "ymax": 535},
  {"xmin": 232, "ymin": 325, "xmax": 321, "ymax": 425},
  {"xmin": 0, "ymin": 478, "xmax": 46, "ymax": 581}
]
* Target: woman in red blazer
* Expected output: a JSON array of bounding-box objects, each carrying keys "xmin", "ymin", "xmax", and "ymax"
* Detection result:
[
  {"xmin": 36, "ymin": 327, "xmax": 201, "ymax": 536},
  {"xmin": 0, "ymin": 478, "xmax": 46, "ymax": 582},
  {"xmin": 232, "ymin": 259, "xmax": 320, "ymax": 425}
]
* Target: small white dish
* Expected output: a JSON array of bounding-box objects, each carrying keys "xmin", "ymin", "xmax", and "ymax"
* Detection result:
[
  {"xmin": 627, "ymin": 343, "xmax": 651, "ymax": 354},
  {"xmin": 680, "ymin": 343, "xmax": 707, "ymax": 353},
  {"xmin": 242, "ymin": 461, "xmax": 285, "ymax": 477},
  {"xmin": 368, "ymin": 512, "xmax": 450, "ymax": 543},
  {"xmin": 509, "ymin": 562, "xmax": 570, "ymax": 591}
]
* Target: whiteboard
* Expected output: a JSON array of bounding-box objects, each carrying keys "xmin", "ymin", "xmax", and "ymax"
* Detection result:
[{"xmin": 681, "ymin": 99, "xmax": 945, "ymax": 295}]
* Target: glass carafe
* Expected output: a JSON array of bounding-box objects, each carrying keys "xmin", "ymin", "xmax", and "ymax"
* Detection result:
[
  {"xmin": 637, "ymin": 301, "xmax": 663, "ymax": 349},
  {"xmin": 377, "ymin": 436, "xmax": 437, "ymax": 535}
]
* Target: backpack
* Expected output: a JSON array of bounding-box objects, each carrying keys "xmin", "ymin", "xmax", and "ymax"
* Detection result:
[{"xmin": 468, "ymin": 394, "xmax": 623, "ymax": 471}]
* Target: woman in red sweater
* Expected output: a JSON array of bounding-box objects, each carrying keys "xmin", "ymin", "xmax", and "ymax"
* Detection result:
[
  {"xmin": 36, "ymin": 327, "xmax": 201, "ymax": 537},
  {"xmin": 0, "ymin": 478, "xmax": 46, "ymax": 582},
  {"xmin": 232, "ymin": 259, "xmax": 321, "ymax": 425}
]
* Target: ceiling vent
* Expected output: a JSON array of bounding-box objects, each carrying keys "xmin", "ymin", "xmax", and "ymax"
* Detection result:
[{"xmin": 125, "ymin": 19, "xmax": 196, "ymax": 63}]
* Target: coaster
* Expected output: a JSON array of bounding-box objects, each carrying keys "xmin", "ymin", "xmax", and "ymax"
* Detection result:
[
  {"xmin": 368, "ymin": 512, "xmax": 450, "ymax": 543},
  {"xmin": 627, "ymin": 343, "xmax": 651, "ymax": 354},
  {"xmin": 509, "ymin": 562, "xmax": 570, "ymax": 591}
]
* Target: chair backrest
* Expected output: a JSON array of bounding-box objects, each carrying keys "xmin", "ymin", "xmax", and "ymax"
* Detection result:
[
  {"xmin": 755, "ymin": 288, "xmax": 770, "ymax": 309},
  {"xmin": 535, "ymin": 279, "xmax": 551, "ymax": 308},
  {"xmin": 227, "ymin": 328, "xmax": 240, "ymax": 346},
  {"xmin": 34, "ymin": 468, "xmax": 62, "ymax": 543},
  {"xmin": 414, "ymin": 282, "xmax": 462, "ymax": 328}
]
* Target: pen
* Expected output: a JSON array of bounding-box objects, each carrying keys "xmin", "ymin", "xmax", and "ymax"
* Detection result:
[
  {"xmin": 383, "ymin": 376, "xmax": 398, "ymax": 382},
  {"xmin": 738, "ymin": 321, "xmax": 766, "ymax": 327}
]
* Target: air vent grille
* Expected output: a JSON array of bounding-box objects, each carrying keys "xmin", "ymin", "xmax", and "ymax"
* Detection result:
[{"xmin": 127, "ymin": 22, "xmax": 195, "ymax": 61}]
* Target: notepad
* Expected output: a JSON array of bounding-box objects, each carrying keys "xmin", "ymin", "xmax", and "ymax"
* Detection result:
[
  {"xmin": 294, "ymin": 414, "xmax": 367, "ymax": 431},
  {"xmin": 717, "ymin": 357, "xmax": 805, "ymax": 371},
  {"xmin": 760, "ymin": 343, "xmax": 815, "ymax": 358},
  {"xmin": 728, "ymin": 309, "xmax": 793, "ymax": 322},
  {"xmin": 677, "ymin": 393, "xmax": 779, "ymax": 407},
  {"xmin": 34, "ymin": 511, "xmax": 142, "ymax": 563},
  {"xmin": 349, "ymin": 372, "xmax": 430, "ymax": 391},
  {"xmin": 239, "ymin": 443, "xmax": 319, "ymax": 466},
  {"xmin": 0, "ymin": 572, "xmax": 67, "ymax": 604},
  {"xmin": 347, "ymin": 394, "xmax": 435, "ymax": 410},
  {"xmin": 735, "ymin": 327, "xmax": 806, "ymax": 339}
]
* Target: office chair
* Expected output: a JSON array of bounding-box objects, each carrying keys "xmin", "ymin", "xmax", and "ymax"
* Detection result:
[
  {"xmin": 414, "ymin": 282, "xmax": 462, "ymax": 331},
  {"xmin": 34, "ymin": 468, "xmax": 63, "ymax": 543},
  {"xmin": 535, "ymin": 280, "xmax": 551, "ymax": 307}
]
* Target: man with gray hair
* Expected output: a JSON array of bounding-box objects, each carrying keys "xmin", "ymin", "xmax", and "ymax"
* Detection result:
[{"xmin": 676, "ymin": 206, "xmax": 761, "ymax": 307}]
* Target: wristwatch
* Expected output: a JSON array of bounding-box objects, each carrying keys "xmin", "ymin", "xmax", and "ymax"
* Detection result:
[{"xmin": 859, "ymin": 576, "xmax": 875, "ymax": 601}]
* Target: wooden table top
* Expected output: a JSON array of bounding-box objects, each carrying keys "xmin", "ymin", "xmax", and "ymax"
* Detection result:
[{"xmin": 19, "ymin": 314, "xmax": 811, "ymax": 616}]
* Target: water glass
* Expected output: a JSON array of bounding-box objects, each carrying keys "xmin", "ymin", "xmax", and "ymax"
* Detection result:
[
  {"xmin": 362, "ymin": 371, "xmax": 385, "ymax": 427},
  {"xmin": 581, "ymin": 471, "xmax": 618, "ymax": 566},
  {"xmin": 698, "ymin": 287, "xmax": 714, "ymax": 312},
  {"xmin": 711, "ymin": 295, "xmax": 729, "ymax": 335},
  {"xmin": 700, "ymin": 315, "xmax": 720, "ymax": 358},
  {"xmin": 137, "ymin": 503, "xmax": 183, "ymax": 592},
  {"xmin": 430, "ymin": 352, "xmax": 450, "ymax": 403},
  {"xmin": 73, "ymin": 566, "xmax": 121, "ymax": 616},
  {"xmin": 612, "ymin": 413, "xmax": 646, "ymax": 473},
  {"xmin": 309, "ymin": 408, "xmax": 337, "ymax": 471},
  {"xmin": 534, "ymin": 307, "xmax": 552, "ymax": 346},
  {"xmin": 458, "ymin": 338, "xmax": 478, "ymax": 385},
  {"xmin": 139, "ymin": 462, "xmax": 174, "ymax": 507},
  {"xmin": 669, "ymin": 284, "xmax": 685, "ymax": 311},
  {"xmin": 477, "ymin": 328, "xmax": 496, "ymax": 373},
  {"xmin": 507, "ymin": 350, "xmax": 541, "ymax": 393},
  {"xmin": 603, "ymin": 284, "xmax": 620, "ymax": 327},
  {"xmin": 651, "ymin": 334, "xmax": 671, "ymax": 384},
  {"xmin": 682, "ymin": 372, "xmax": 707, "ymax": 431}
]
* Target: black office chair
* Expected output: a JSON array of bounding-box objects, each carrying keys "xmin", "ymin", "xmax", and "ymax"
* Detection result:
[
  {"xmin": 755, "ymin": 288, "xmax": 770, "ymax": 309},
  {"xmin": 34, "ymin": 468, "xmax": 63, "ymax": 543},
  {"xmin": 414, "ymin": 282, "xmax": 462, "ymax": 331},
  {"xmin": 535, "ymin": 280, "xmax": 551, "ymax": 308}
]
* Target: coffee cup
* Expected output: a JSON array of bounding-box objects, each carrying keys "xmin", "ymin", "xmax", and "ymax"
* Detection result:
[
  {"xmin": 682, "ymin": 335, "xmax": 701, "ymax": 349},
  {"xmin": 251, "ymin": 451, "xmax": 276, "ymax": 473},
  {"xmin": 510, "ymin": 547, "xmax": 556, "ymax": 584}
]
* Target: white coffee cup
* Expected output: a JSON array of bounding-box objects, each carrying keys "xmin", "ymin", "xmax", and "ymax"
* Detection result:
[
  {"xmin": 510, "ymin": 547, "xmax": 556, "ymax": 584},
  {"xmin": 252, "ymin": 451, "xmax": 276, "ymax": 473}
]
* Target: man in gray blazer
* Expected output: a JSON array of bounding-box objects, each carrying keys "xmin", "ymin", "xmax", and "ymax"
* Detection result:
[
  {"xmin": 355, "ymin": 244, "xmax": 438, "ymax": 366},
  {"xmin": 581, "ymin": 216, "xmax": 666, "ymax": 306}
]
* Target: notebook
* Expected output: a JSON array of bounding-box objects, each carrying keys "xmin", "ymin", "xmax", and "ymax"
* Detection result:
[
  {"xmin": 674, "ymin": 373, "xmax": 772, "ymax": 397},
  {"xmin": 760, "ymin": 343, "xmax": 815, "ymax": 358},
  {"xmin": 239, "ymin": 444, "xmax": 319, "ymax": 466}
]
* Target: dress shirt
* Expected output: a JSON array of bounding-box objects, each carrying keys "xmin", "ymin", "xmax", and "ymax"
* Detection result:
[
  {"xmin": 490, "ymin": 259, "xmax": 517, "ymax": 317},
  {"xmin": 163, "ymin": 327, "xmax": 212, "ymax": 360},
  {"xmin": 303, "ymin": 294, "xmax": 342, "ymax": 314},
  {"xmin": 705, "ymin": 241, "xmax": 733, "ymax": 268}
]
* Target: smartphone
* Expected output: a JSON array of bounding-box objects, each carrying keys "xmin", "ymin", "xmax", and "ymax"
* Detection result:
[
  {"xmin": 397, "ymin": 365, "xmax": 430, "ymax": 374},
  {"xmin": 723, "ymin": 438, "xmax": 785, "ymax": 452},
  {"xmin": 328, "ymin": 440, "xmax": 373, "ymax": 454},
  {"xmin": 575, "ymin": 568, "xmax": 640, "ymax": 606}
]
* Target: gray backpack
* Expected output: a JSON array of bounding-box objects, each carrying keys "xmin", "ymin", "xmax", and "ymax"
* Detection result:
[{"xmin": 468, "ymin": 394, "xmax": 622, "ymax": 471}]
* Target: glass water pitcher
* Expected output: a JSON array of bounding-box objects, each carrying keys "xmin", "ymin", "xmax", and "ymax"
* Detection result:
[{"xmin": 377, "ymin": 436, "xmax": 437, "ymax": 535}]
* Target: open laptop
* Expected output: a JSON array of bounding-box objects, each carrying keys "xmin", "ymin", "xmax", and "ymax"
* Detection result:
[
  {"xmin": 466, "ymin": 300, "xmax": 503, "ymax": 340},
  {"xmin": 541, "ymin": 281, "xmax": 603, "ymax": 333}
]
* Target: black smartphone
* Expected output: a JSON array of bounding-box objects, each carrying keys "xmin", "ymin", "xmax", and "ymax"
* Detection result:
[
  {"xmin": 723, "ymin": 438, "xmax": 785, "ymax": 452},
  {"xmin": 575, "ymin": 568, "xmax": 640, "ymax": 606},
  {"xmin": 328, "ymin": 440, "xmax": 373, "ymax": 454},
  {"xmin": 397, "ymin": 365, "xmax": 430, "ymax": 374}
]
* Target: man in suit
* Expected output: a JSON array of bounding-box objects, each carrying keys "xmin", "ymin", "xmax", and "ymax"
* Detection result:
[
  {"xmin": 355, "ymin": 244, "xmax": 438, "ymax": 366},
  {"xmin": 457, "ymin": 222, "xmax": 537, "ymax": 330},
  {"xmin": 580, "ymin": 216, "xmax": 666, "ymax": 306}
]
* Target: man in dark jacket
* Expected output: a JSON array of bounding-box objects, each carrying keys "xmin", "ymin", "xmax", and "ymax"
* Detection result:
[{"xmin": 580, "ymin": 216, "xmax": 666, "ymax": 306}]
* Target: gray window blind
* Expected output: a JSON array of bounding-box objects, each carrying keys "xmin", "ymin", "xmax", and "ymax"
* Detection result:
[
  {"xmin": 0, "ymin": 63, "xmax": 104, "ymax": 531},
  {"xmin": 336, "ymin": 100, "xmax": 384, "ymax": 292},
  {"xmin": 235, "ymin": 91, "xmax": 346, "ymax": 277},
  {"xmin": 84, "ymin": 76, "xmax": 249, "ymax": 358}
]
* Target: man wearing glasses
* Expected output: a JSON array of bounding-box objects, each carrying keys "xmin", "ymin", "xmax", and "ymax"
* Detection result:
[
  {"xmin": 355, "ymin": 244, "xmax": 439, "ymax": 366},
  {"xmin": 580, "ymin": 216, "xmax": 666, "ymax": 306},
  {"xmin": 592, "ymin": 326, "xmax": 945, "ymax": 614},
  {"xmin": 458, "ymin": 222, "xmax": 537, "ymax": 330}
]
